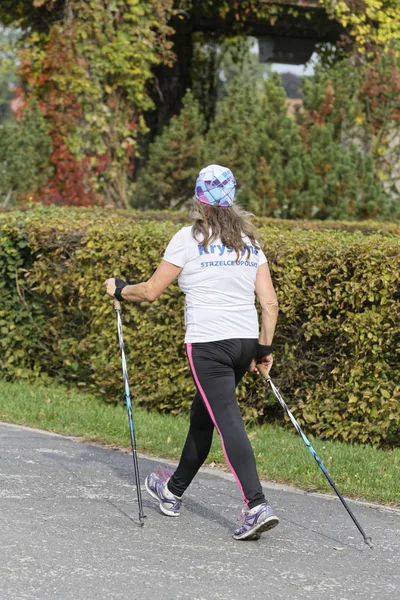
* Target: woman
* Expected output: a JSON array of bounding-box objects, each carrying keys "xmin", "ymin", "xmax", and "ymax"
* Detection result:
[{"xmin": 105, "ymin": 164, "xmax": 279, "ymax": 541}]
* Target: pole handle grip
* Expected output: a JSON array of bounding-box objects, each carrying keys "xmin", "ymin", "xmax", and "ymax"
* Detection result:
[
  {"xmin": 256, "ymin": 363, "xmax": 270, "ymax": 380},
  {"xmin": 114, "ymin": 299, "xmax": 121, "ymax": 311}
]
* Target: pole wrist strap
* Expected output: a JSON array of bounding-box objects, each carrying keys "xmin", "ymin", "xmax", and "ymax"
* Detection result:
[
  {"xmin": 114, "ymin": 277, "xmax": 128, "ymax": 302},
  {"xmin": 256, "ymin": 343, "xmax": 275, "ymax": 361}
]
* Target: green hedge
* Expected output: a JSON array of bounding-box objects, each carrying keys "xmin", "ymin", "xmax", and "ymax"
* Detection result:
[
  {"xmin": 2, "ymin": 206, "xmax": 400, "ymax": 236},
  {"xmin": 1, "ymin": 206, "xmax": 399, "ymax": 447}
]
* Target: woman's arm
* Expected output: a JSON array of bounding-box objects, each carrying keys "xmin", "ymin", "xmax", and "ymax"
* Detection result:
[
  {"xmin": 255, "ymin": 262, "xmax": 279, "ymax": 346},
  {"xmin": 105, "ymin": 260, "xmax": 182, "ymax": 303},
  {"xmin": 251, "ymin": 262, "xmax": 279, "ymax": 375}
]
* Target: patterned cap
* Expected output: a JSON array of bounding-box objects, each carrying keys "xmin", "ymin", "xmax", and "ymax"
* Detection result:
[{"xmin": 195, "ymin": 164, "xmax": 236, "ymax": 207}]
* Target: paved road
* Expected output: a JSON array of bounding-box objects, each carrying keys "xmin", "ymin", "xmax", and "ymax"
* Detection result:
[{"xmin": 0, "ymin": 423, "xmax": 399, "ymax": 600}]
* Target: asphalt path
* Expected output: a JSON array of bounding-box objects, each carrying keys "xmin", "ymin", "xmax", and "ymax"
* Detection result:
[{"xmin": 0, "ymin": 422, "xmax": 399, "ymax": 600}]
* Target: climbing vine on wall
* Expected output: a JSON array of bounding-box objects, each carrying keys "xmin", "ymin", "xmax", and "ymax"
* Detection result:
[
  {"xmin": 18, "ymin": 25, "xmax": 98, "ymax": 206},
  {"xmin": 322, "ymin": 0, "xmax": 400, "ymax": 53},
  {"xmin": 2, "ymin": 0, "xmax": 175, "ymax": 207},
  {"xmin": 185, "ymin": 0, "xmax": 400, "ymax": 54},
  {"xmin": 68, "ymin": 0, "xmax": 175, "ymax": 207}
]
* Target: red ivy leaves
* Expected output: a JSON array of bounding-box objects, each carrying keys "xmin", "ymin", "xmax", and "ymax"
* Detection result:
[
  {"xmin": 18, "ymin": 26, "xmax": 101, "ymax": 206},
  {"xmin": 40, "ymin": 134, "xmax": 99, "ymax": 207}
]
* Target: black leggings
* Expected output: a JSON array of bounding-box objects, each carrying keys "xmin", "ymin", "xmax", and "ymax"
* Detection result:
[{"xmin": 168, "ymin": 339, "xmax": 266, "ymax": 509}]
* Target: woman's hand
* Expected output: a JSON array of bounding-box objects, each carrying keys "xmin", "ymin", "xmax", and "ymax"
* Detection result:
[
  {"xmin": 249, "ymin": 354, "xmax": 273, "ymax": 376},
  {"xmin": 104, "ymin": 278, "xmax": 117, "ymax": 298},
  {"xmin": 259, "ymin": 354, "xmax": 273, "ymax": 376}
]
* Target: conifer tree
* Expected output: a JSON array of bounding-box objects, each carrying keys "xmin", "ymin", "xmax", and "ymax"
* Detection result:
[
  {"xmin": 248, "ymin": 157, "xmax": 278, "ymax": 217},
  {"xmin": 204, "ymin": 77, "xmax": 261, "ymax": 204},
  {"xmin": 133, "ymin": 90, "xmax": 205, "ymax": 209},
  {"xmin": 249, "ymin": 73, "xmax": 310, "ymax": 217},
  {"xmin": 135, "ymin": 67, "xmax": 393, "ymax": 221},
  {"xmin": 304, "ymin": 123, "xmax": 391, "ymax": 220},
  {"xmin": 249, "ymin": 74, "xmax": 391, "ymax": 220}
]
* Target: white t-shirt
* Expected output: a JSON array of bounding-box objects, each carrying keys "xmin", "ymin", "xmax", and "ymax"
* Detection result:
[{"xmin": 163, "ymin": 226, "xmax": 267, "ymax": 343}]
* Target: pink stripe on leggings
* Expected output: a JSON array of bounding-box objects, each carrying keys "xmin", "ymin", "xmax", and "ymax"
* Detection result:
[{"xmin": 186, "ymin": 343, "xmax": 249, "ymax": 507}]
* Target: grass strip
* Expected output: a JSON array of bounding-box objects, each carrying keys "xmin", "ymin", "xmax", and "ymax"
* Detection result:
[{"xmin": 0, "ymin": 380, "xmax": 399, "ymax": 505}]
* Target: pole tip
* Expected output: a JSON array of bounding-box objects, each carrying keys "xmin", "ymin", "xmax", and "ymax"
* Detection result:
[{"xmin": 364, "ymin": 537, "xmax": 373, "ymax": 549}]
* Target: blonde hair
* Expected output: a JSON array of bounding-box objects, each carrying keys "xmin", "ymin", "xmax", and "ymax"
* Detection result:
[{"xmin": 189, "ymin": 198, "xmax": 259, "ymax": 262}]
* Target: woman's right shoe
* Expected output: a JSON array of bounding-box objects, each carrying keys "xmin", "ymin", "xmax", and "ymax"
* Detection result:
[
  {"xmin": 145, "ymin": 472, "xmax": 182, "ymax": 517},
  {"xmin": 233, "ymin": 503, "xmax": 279, "ymax": 540}
]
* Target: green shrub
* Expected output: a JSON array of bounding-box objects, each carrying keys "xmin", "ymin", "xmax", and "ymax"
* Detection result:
[
  {"xmin": 1, "ymin": 206, "xmax": 399, "ymax": 447},
  {"xmin": 0, "ymin": 102, "xmax": 53, "ymax": 204},
  {"xmin": 133, "ymin": 90, "xmax": 205, "ymax": 210}
]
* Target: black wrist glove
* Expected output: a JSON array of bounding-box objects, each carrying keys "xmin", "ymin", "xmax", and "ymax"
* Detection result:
[
  {"xmin": 256, "ymin": 343, "xmax": 275, "ymax": 361},
  {"xmin": 114, "ymin": 277, "xmax": 128, "ymax": 302}
]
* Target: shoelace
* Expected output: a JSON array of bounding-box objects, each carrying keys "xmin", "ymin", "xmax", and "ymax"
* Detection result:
[
  {"xmin": 236, "ymin": 505, "xmax": 250, "ymax": 522},
  {"xmin": 154, "ymin": 465, "xmax": 183, "ymax": 504},
  {"xmin": 155, "ymin": 465, "xmax": 173, "ymax": 484}
]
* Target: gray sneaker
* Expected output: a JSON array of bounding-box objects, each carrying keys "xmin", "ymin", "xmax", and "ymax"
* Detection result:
[
  {"xmin": 145, "ymin": 472, "xmax": 182, "ymax": 517},
  {"xmin": 233, "ymin": 503, "xmax": 279, "ymax": 540}
]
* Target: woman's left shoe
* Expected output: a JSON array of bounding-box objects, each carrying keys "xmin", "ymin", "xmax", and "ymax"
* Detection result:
[
  {"xmin": 145, "ymin": 472, "xmax": 182, "ymax": 517},
  {"xmin": 233, "ymin": 503, "xmax": 279, "ymax": 540}
]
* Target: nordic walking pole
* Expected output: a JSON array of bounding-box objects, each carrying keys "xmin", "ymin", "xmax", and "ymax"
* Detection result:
[
  {"xmin": 114, "ymin": 299, "xmax": 146, "ymax": 525},
  {"xmin": 257, "ymin": 364, "xmax": 372, "ymax": 549}
]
